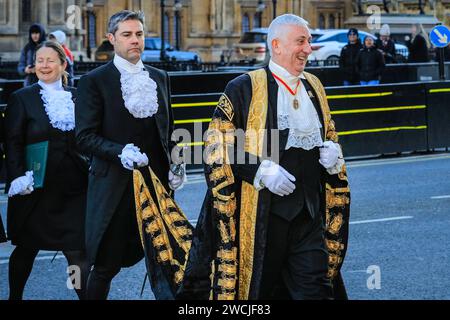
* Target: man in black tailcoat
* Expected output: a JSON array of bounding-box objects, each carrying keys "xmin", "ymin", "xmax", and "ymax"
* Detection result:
[{"xmin": 75, "ymin": 10, "xmax": 185, "ymax": 299}]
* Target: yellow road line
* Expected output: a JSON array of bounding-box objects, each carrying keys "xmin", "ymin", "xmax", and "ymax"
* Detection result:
[
  {"xmin": 177, "ymin": 141, "xmax": 205, "ymax": 147},
  {"xmin": 174, "ymin": 118, "xmax": 212, "ymax": 124},
  {"xmin": 339, "ymin": 125, "xmax": 427, "ymax": 136},
  {"xmin": 327, "ymin": 92, "xmax": 393, "ymax": 100},
  {"xmin": 331, "ymin": 105, "xmax": 426, "ymax": 115},
  {"xmin": 172, "ymin": 102, "xmax": 218, "ymax": 108},
  {"xmin": 429, "ymin": 88, "xmax": 450, "ymax": 93}
]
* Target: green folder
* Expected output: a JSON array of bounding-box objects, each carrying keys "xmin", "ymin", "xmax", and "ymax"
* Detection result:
[{"xmin": 25, "ymin": 141, "xmax": 49, "ymax": 189}]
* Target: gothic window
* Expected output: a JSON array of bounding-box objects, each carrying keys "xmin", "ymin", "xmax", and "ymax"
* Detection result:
[
  {"xmin": 318, "ymin": 13, "xmax": 325, "ymax": 29},
  {"xmin": 329, "ymin": 14, "xmax": 336, "ymax": 29},
  {"xmin": 22, "ymin": 0, "xmax": 32, "ymax": 23},
  {"xmin": 164, "ymin": 13, "xmax": 170, "ymax": 46},
  {"xmin": 242, "ymin": 13, "xmax": 250, "ymax": 33}
]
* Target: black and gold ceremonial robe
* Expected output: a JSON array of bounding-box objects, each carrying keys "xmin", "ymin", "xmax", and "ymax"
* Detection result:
[{"xmin": 133, "ymin": 68, "xmax": 350, "ymax": 300}]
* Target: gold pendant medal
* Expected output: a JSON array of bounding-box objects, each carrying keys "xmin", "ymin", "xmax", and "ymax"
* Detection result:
[{"xmin": 293, "ymin": 98, "xmax": 299, "ymax": 110}]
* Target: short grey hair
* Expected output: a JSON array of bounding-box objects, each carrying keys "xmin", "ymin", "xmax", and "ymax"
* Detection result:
[
  {"xmin": 267, "ymin": 14, "xmax": 310, "ymax": 56},
  {"xmin": 107, "ymin": 10, "xmax": 145, "ymax": 35}
]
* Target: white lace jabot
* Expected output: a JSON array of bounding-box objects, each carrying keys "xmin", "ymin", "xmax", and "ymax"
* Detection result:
[
  {"xmin": 269, "ymin": 60, "xmax": 323, "ymax": 150},
  {"xmin": 113, "ymin": 54, "xmax": 159, "ymax": 119},
  {"xmin": 38, "ymin": 79, "xmax": 75, "ymax": 131}
]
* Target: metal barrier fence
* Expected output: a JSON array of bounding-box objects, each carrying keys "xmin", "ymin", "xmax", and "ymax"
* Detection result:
[{"xmin": 2, "ymin": 74, "xmax": 449, "ymax": 162}]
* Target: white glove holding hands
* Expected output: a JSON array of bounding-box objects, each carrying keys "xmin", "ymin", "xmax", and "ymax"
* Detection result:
[
  {"xmin": 8, "ymin": 171, "xmax": 34, "ymax": 197},
  {"xmin": 168, "ymin": 164, "xmax": 187, "ymax": 191},
  {"xmin": 256, "ymin": 160, "xmax": 296, "ymax": 197},
  {"xmin": 118, "ymin": 143, "xmax": 149, "ymax": 170},
  {"xmin": 319, "ymin": 141, "xmax": 344, "ymax": 175}
]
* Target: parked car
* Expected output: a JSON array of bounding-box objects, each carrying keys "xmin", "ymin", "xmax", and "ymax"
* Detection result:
[
  {"xmin": 95, "ymin": 39, "xmax": 114, "ymax": 61},
  {"xmin": 141, "ymin": 38, "xmax": 200, "ymax": 63},
  {"xmin": 95, "ymin": 38, "xmax": 200, "ymax": 63},
  {"xmin": 309, "ymin": 29, "xmax": 409, "ymax": 62},
  {"xmin": 230, "ymin": 28, "xmax": 269, "ymax": 63}
]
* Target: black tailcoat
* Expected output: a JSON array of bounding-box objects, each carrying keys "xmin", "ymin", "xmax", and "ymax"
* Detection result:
[
  {"xmin": 5, "ymin": 83, "xmax": 88, "ymax": 250},
  {"xmin": 75, "ymin": 61, "xmax": 175, "ymax": 266}
]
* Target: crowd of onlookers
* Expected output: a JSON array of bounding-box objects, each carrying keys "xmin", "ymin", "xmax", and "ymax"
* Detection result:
[
  {"xmin": 339, "ymin": 23, "xmax": 448, "ymax": 86},
  {"xmin": 17, "ymin": 24, "xmax": 74, "ymax": 87},
  {"xmin": 15, "ymin": 22, "xmax": 450, "ymax": 89}
]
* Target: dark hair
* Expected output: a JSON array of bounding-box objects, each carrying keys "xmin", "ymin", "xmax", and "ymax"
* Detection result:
[
  {"xmin": 108, "ymin": 10, "xmax": 145, "ymax": 35},
  {"xmin": 347, "ymin": 28, "xmax": 359, "ymax": 37},
  {"xmin": 35, "ymin": 41, "xmax": 69, "ymax": 86}
]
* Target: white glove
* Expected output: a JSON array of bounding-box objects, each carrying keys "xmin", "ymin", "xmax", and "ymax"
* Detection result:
[
  {"xmin": 168, "ymin": 166, "xmax": 187, "ymax": 191},
  {"xmin": 319, "ymin": 141, "xmax": 344, "ymax": 175},
  {"xmin": 319, "ymin": 141, "xmax": 340, "ymax": 169},
  {"xmin": 255, "ymin": 160, "xmax": 296, "ymax": 197},
  {"xmin": 118, "ymin": 143, "xmax": 149, "ymax": 170},
  {"xmin": 8, "ymin": 171, "xmax": 34, "ymax": 197}
]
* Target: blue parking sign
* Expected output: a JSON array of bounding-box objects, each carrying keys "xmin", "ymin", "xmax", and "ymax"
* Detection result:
[{"xmin": 430, "ymin": 25, "xmax": 450, "ymax": 48}]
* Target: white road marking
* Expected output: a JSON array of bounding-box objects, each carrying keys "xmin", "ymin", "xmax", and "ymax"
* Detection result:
[
  {"xmin": 347, "ymin": 154, "xmax": 450, "ymax": 168},
  {"xmin": 0, "ymin": 216, "xmax": 415, "ymax": 265},
  {"xmin": 186, "ymin": 216, "xmax": 414, "ymax": 227},
  {"xmin": 350, "ymin": 216, "xmax": 413, "ymax": 224},
  {"xmin": 431, "ymin": 195, "xmax": 450, "ymax": 199}
]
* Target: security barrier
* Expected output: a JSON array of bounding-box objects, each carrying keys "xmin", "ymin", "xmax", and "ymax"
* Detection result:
[{"xmin": 1, "ymin": 75, "xmax": 449, "ymax": 160}]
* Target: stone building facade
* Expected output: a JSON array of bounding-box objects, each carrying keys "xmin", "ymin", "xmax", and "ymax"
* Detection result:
[{"xmin": 0, "ymin": 0, "xmax": 448, "ymax": 62}]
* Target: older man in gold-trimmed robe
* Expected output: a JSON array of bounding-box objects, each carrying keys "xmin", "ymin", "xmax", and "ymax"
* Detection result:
[{"xmin": 176, "ymin": 14, "xmax": 350, "ymax": 300}]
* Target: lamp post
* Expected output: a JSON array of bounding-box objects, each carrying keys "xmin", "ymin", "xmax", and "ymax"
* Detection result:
[
  {"xmin": 160, "ymin": 0, "xmax": 167, "ymax": 61},
  {"xmin": 256, "ymin": 0, "xmax": 266, "ymax": 27},
  {"xmin": 272, "ymin": 0, "xmax": 277, "ymax": 19},
  {"xmin": 85, "ymin": 0, "xmax": 94, "ymax": 59},
  {"xmin": 174, "ymin": 0, "xmax": 182, "ymax": 51},
  {"xmin": 418, "ymin": 0, "xmax": 425, "ymax": 14}
]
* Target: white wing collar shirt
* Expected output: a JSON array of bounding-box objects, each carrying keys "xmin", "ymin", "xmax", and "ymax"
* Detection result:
[
  {"xmin": 268, "ymin": 59, "xmax": 323, "ymax": 150},
  {"xmin": 113, "ymin": 54, "xmax": 159, "ymax": 119}
]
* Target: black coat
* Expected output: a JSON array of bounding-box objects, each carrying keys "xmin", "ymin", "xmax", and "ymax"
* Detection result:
[
  {"xmin": 407, "ymin": 34, "xmax": 429, "ymax": 63},
  {"xmin": 75, "ymin": 61, "xmax": 176, "ymax": 266},
  {"xmin": 375, "ymin": 38, "xmax": 397, "ymax": 63},
  {"xmin": 5, "ymin": 83, "xmax": 88, "ymax": 249},
  {"xmin": 339, "ymin": 41, "xmax": 363, "ymax": 83},
  {"xmin": 355, "ymin": 47, "xmax": 385, "ymax": 81}
]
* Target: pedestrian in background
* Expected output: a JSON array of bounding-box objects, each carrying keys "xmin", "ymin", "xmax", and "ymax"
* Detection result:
[
  {"xmin": 339, "ymin": 28, "xmax": 363, "ymax": 86},
  {"xmin": 0, "ymin": 112, "xmax": 6, "ymax": 243},
  {"xmin": 49, "ymin": 30, "xmax": 74, "ymax": 86},
  {"xmin": 376, "ymin": 24, "xmax": 397, "ymax": 64},
  {"xmin": 48, "ymin": 30, "xmax": 74, "ymax": 63},
  {"xmin": 17, "ymin": 24, "xmax": 46, "ymax": 87},
  {"xmin": 406, "ymin": 23, "xmax": 430, "ymax": 63},
  {"xmin": 356, "ymin": 36, "xmax": 385, "ymax": 86},
  {"xmin": 6, "ymin": 41, "xmax": 89, "ymax": 300}
]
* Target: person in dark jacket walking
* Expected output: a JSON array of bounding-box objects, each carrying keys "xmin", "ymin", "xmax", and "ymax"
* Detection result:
[
  {"xmin": 0, "ymin": 113, "xmax": 6, "ymax": 243},
  {"xmin": 17, "ymin": 24, "xmax": 46, "ymax": 87},
  {"xmin": 339, "ymin": 28, "xmax": 363, "ymax": 86},
  {"xmin": 406, "ymin": 24, "xmax": 430, "ymax": 63},
  {"xmin": 376, "ymin": 24, "xmax": 397, "ymax": 64},
  {"xmin": 356, "ymin": 36, "xmax": 385, "ymax": 85}
]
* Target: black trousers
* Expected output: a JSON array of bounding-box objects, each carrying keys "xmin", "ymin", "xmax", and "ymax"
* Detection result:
[
  {"xmin": 86, "ymin": 182, "xmax": 144, "ymax": 300},
  {"xmin": 259, "ymin": 208, "xmax": 332, "ymax": 300}
]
